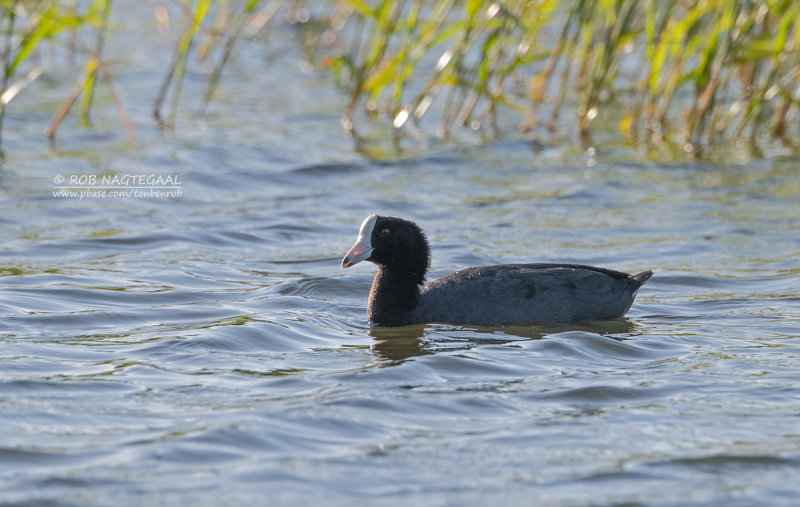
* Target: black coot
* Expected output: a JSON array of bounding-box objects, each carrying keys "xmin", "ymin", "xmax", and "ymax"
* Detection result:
[{"xmin": 342, "ymin": 215, "xmax": 653, "ymax": 327}]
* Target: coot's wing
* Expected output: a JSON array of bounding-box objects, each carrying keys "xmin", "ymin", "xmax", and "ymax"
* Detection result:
[{"xmin": 416, "ymin": 264, "xmax": 644, "ymax": 325}]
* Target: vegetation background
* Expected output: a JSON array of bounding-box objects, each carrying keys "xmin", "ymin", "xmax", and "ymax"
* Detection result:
[{"xmin": 2, "ymin": 0, "xmax": 799, "ymax": 160}]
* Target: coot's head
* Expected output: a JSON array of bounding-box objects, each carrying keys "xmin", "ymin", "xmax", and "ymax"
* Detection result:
[{"xmin": 342, "ymin": 215, "xmax": 430, "ymax": 282}]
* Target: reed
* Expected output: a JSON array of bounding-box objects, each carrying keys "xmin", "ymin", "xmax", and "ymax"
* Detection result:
[
  {"xmin": 0, "ymin": 0, "xmax": 136, "ymax": 146},
  {"xmin": 0, "ymin": 0, "xmax": 68, "ymax": 147},
  {"xmin": 1, "ymin": 1, "xmax": 798, "ymax": 156},
  {"xmin": 316, "ymin": 0, "xmax": 800, "ymax": 151}
]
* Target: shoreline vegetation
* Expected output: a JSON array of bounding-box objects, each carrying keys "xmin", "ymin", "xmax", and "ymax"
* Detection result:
[{"xmin": 1, "ymin": 0, "xmax": 798, "ymax": 158}]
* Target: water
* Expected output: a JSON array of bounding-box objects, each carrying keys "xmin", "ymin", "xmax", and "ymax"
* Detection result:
[{"xmin": 2, "ymin": 4, "xmax": 800, "ymax": 506}]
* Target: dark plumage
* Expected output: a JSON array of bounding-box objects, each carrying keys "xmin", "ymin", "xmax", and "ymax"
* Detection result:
[{"xmin": 342, "ymin": 215, "xmax": 653, "ymax": 327}]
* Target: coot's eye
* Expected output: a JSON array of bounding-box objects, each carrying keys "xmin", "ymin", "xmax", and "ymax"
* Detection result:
[{"xmin": 379, "ymin": 228, "xmax": 390, "ymax": 238}]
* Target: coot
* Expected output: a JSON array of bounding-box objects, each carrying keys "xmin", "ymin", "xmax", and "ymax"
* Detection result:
[{"xmin": 342, "ymin": 215, "xmax": 653, "ymax": 326}]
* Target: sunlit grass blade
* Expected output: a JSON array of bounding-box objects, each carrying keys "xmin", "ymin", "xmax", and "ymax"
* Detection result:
[
  {"xmin": 153, "ymin": 0, "xmax": 211, "ymax": 128},
  {"xmin": 79, "ymin": 0, "xmax": 112, "ymax": 126}
]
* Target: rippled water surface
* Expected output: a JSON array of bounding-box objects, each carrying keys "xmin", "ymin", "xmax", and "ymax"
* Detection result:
[{"xmin": 2, "ymin": 5, "xmax": 800, "ymax": 506}]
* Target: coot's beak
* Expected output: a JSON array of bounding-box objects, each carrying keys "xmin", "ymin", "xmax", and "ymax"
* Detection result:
[{"xmin": 342, "ymin": 214, "xmax": 377, "ymax": 268}]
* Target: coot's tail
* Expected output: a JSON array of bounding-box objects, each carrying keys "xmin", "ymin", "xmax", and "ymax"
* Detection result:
[{"xmin": 632, "ymin": 270, "xmax": 654, "ymax": 287}]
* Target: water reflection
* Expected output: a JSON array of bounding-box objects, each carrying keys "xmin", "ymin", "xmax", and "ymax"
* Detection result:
[{"xmin": 368, "ymin": 318, "xmax": 639, "ymax": 363}]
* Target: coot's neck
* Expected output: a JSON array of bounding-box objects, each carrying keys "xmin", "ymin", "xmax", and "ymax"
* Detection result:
[{"xmin": 368, "ymin": 265, "xmax": 424, "ymax": 326}]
